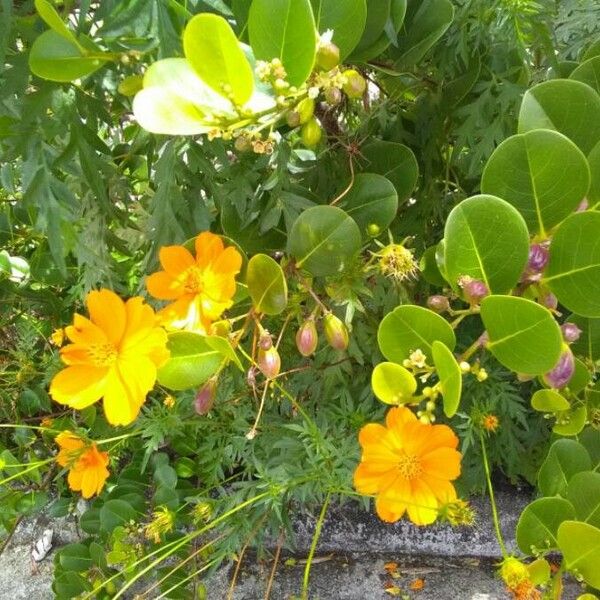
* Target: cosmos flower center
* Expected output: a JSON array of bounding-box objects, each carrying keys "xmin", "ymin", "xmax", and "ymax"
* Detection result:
[
  {"xmin": 88, "ymin": 342, "xmax": 118, "ymax": 367},
  {"xmin": 183, "ymin": 266, "xmax": 205, "ymax": 294},
  {"xmin": 397, "ymin": 451, "xmax": 422, "ymax": 479}
]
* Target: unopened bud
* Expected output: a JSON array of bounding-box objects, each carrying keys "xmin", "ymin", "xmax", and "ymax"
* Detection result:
[
  {"xmin": 527, "ymin": 243, "xmax": 549, "ymax": 273},
  {"xmin": 257, "ymin": 346, "xmax": 281, "ymax": 379},
  {"xmin": 561, "ymin": 322, "xmax": 582, "ymax": 343},
  {"xmin": 234, "ymin": 135, "xmax": 252, "ymax": 152},
  {"xmin": 316, "ymin": 42, "xmax": 340, "ymax": 71},
  {"xmin": 296, "ymin": 97, "xmax": 315, "ymax": 124},
  {"xmin": 459, "ymin": 276, "xmax": 489, "ymax": 304},
  {"xmin": 194, "ymin": 379, "xmax": 216, "ymax": 415},
  {"xmin": 286, "ymin": 110, "xmax": 301, "ymax": 127},
  {"xmin": 259, "ymin": 332, "xmax": 273, "ymax": 350},
  {"xmin": 342, "ymin": 69, "xmax": 366, "ymax": 98},
  {"xmin": 543, "ymin": 348, "xmax": 575, "ymax": 389},
  {"xmin": 296, "ymin": 319, "xmax": 318, "ymax": 357},
  {"xmin": 324, "ymin": 86, "xmax": 342, "ymax": 105},
  {"xmin": 323, "ymin": 313, "xmax": 349, "ymax": 351},
  {"xmin": 300, "ymin": 118, "xmax": 322, "ymax": 147},
  {"xmin": 542, "ymin": 293, "xmax": 558, "ymax": 310},
  {"xmin": 427, "ymin": 295, "xmax": 450, "ymax": 313}
]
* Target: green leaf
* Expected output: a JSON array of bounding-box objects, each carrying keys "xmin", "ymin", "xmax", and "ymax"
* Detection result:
[
  {"xmin": 558, "ymin": 521, "xmax": 600, "ymax": 589},
  {"xmin": 154, "ymin": 464, "xmax": 178, "ymax": 488},
  {"xmin": 580, "ymin": 427, "xmax": 600, "ymax": 470},
  {"xmin": 359, "ymin": 141, "xmax": 419, "ymax": 203},
  {"xmin": 566, "ymin": 471, "xmax": 600, "ymax": 528},
  {"xmin": 584, "ymin": 39, "xmax": 600, "ymax": 61},
  {"xmin": 309, "ymin": 0, "xmax": 367, "ymax": 59},
  {"xmin": 518, "ymin": 80, "xmax": 600, "ymax": 155},
  {"xmin": 58, "ymin": 543, "xmax": 93, "ymax": 572},
  {"xmin": 53, "ymin": 572, "xmax": 89, "ymax": 597},
  {"xmin": 432, "ymin": 340, "xmax": 462, "ymax": 417},
  {"xmin": 544, "ymin": 212, "xmax": 600, "ymax": 317},
  {"xmin": 538, "ymin": 439, "xmax": 591, "ymax": 497},
  {"xmin": 553, "ymin": 405, "xmax": 587, "ymax": 437},
  {"xmin": 29, "ymin": 30, "xmax": 107, "ymax": 82},
  {"xmin": 79, "ymin": 508, "xmax": 101, "ymax": 534},
  {"xmin": 481, "ymin": 296, "xmax": 563, "ymax": 375},
  {"xmin": 588, "ymin": 141, "xmax": 600, "ymax": 207},
  {"xmin": 443, "ymin": 195, "xmax": 529, "ymax": 294},
  {"xmin": 393, "ymin": 0, "xmax": 454, "ymax": 70},
  {"xmin": 248, "ymin": 0, "xmax": 317, "ymax": 87},
  {"xmin": 246, "ymin": 253, "xmax": 288, "ymax": 315},
  {"xmin": 349, "ymin": 0, "xmax": 391, "ymax": 61},
  {"xmin": 481, "ymin": 130, "xmax": 590, "ymax": 235},
  {"xmin": 183, "ymin": 13, "xmax": 254, "ymax": 105},
  {"xmin": 157, "ymin": 332, "xmax": 223, "ymax": 391},
  {"xmin": 377, "ymin": 305, "xmax": 456, "ymax": 363},
  {"xmin": 371, "ymin": 362, "xmax": 417, "ymax": 404},
  {"xmin": 288, "ymin": 205, "xmax": 361, "ymax": 276},
  {"xmin": 35, "ymin": 0, "xmax": 82, "ymax": 48},
  {"xmin": 531, "ymin": 389, "xmax": 570, "ymax": 412},
  {"xmin": 516, "ymin": 497, "xmax": 576, "ymax": 555},
  {"xmin": 527, "ymin": 558, "xmax": 551, "ymax": 586},
  {"xmin": 340, "ymin": 173, "xmax": 398, "ymax": 239},
  {"xmin": 570, "ymin": 57, "xmax": 600, "ymax": 95},
  {"xmin": 204, "ymin": 335, "xmax": 243, "ymax": 371},
  {"xmin": 567, "ymin": 358, "xmax": 591, "ymax": 395},
  {"xmin": 419, "ymin": 246, "xmax": 447, "ymax": 287},
  {"xmin": 99, "ymin": 499, "xmax": 137, "ymax": 532}
]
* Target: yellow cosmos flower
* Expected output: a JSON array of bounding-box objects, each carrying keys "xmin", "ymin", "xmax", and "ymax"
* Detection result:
[
  {"xmin": 49, "ymin": 289, "xmax": 170, "ymax": 426},
  {"xmin": 354, "ymin": 406, "xmax": 462, "ymax": 526},
  {"xmin": 146, "ymin": 231, "xmax": 242, "ymax": 334},
  {"xmin": 55, "ymin": 431, "xmax": 109, "ymax": 499}
]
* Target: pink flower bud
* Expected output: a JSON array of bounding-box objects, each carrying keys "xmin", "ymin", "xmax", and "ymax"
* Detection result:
[
  {"xmin": 543, "ymin": 349, "xmax": 575, "ymax": 389},
  {"xmin": 427, "ymin": 295, "xmax": 450, "ymax": 314},
  {"xmin": 323, "ymin": 313, "xmax": 349, "ymax": 351},
  {"xmin": 561, "ymin": 323, "xmax": 582, "ymax": 343},
  {"xmin": 527, "ymin": 244, "xmax": 549, "ymax": 273},
  {"xmin": 478, "ymin": 331, "xmax": 489, "ymax": 347},
  {"xmin": 541, "ymin": 293, "xmax": 558, "ymax": 310},
  {"xmin": 257, "ymin": 346, "xmax": 281, "ymax": 379},
  {"xmin": 258, "ymin": 331, "xmax": 273, "ymax": 350},
  {"xmin": 194, "ymin": 379, "xmax": 216, "ymax": 415},
  {"xmin": 459, "ymin": 277, "xmax": 489, "ymax": 304},
  {"xmin": 296, "ymin": 319, "xmax": 318, "ymax": 356}
]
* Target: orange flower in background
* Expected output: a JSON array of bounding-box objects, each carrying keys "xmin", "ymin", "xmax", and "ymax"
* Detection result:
[
  {"xmin": 354, "ymin": 406, "xmax": 462, "ymax": 526},
  {"xmin": 50, "ymin": 289, "xmax": 170, "ymax": 426},
  {"xmin": 146, "ymin": 231, "xmax": 242, "ymax": 334},
  {"xmin": 55, "ymin": 431, "xmax": 109, "ymax": 498}
]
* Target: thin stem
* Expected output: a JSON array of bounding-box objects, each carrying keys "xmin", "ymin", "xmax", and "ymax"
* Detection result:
[
  {"xmin": 264, "ymin": 531, "xmax": 284, "ymax": 600},
  {"xmin": 301, "ymin": 493, "xmax": 331, "ymax": 600},
  {"xmin": 330, "ymin": 156, "xmax": 355, "ymax": 206},
  {"xmin": 247, "ymin": 382, "xmax": 270, "ymax": 439},
  {"xmin": 480, "ymin": 433, "xmax": 508, "ymax": 558}
]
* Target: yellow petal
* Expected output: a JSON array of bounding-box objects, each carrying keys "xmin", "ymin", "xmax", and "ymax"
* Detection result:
[
  {"xmin": 87, "ymin": 289, "xmax": 127, "ymax": 346},
  {"xmin": 67, "ymin": 468, "xmax": 83, "ymax": 493},
  {"xmin": 65, "ymin": 314, "xmax": 107, "ymax": 345},
  {"xmin": 375, "ymin": 495, "xmax": 407, "ymax": 523},
  {"xmin": 50, "ymin": 365, "xmax": 108, "ymax": 409},
  {"xmin": 406, "ymin": 479, "xmax": 439, "ymax": 526}
]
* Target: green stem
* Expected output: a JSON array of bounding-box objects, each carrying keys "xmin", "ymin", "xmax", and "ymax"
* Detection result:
[
  {"xmin": 301, "ymin": 493, "xmax": 331, "ymax": 600},
  {"xmin": 479, "ymin": 432, "xmax": 508, "ymax": 558},
  {"xmin": 0, "ymin": 458, "xmax": 55, "ymax": 486}
]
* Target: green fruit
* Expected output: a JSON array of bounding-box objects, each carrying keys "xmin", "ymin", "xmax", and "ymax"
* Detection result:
[
  {"xmin": 342, "ymin": 69, "xmax": 366, "ymax": 98},
  {"xmin": 297, "ymin": 97, "xmax": 315, "ymax": 124},
  {"xmin": 300, "ymin": 118, "xmax": 322, "ymax": 147},
  {"xmin": 316, "ymin": 42, "xmax": 340, "ymax": 71}
]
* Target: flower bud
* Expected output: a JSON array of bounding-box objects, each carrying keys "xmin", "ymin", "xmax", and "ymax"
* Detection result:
[
  {"xmin": 561, "ymin": 322, "xmax": 582, "ymax": 343},
  {"xmin": 257, "ymin": 346, "xmax": 281, "ymax": 379},
  {"xmin": 259, "ymin": 331, "xmax": 273, "ymax": 350},
  {"xmin": 316, "ymin": 42, "xmax": 340, "ymax": 71},
  {"xmin": 324, "ymin": 86, "xmax": 342, "ymax": 105},
  {"xmin": 527, "ymin": 243, "xmax": 549, "ymax": 273},
  {"xmin": 543, "ymin": 348, "xmax": 575, "ymax": 389},
  {"xmin": 286, "ymin": 110, "xmax": 301, "ymax": 127},
  {"xmin": 459, "ymin": 276, "xmax": 489, "ymax": 304},
  {"xmin": 427, "ymin": 295, "xmax": 450, "ymax": 314},
  {"xmin": 342, "ymin": 69, "xmax": 366, "ymax": 98},
  {"xmin": 296, "ymin": 98, "xmax": 315, "ymax": 124},
  {"xmin": 234, "ymin": 135, "xmax": 252, "ymax": 152},
  {"xmin": 194, "ymin": 379, "xmax": 216, "ymax": 415},
  {"xmin": 296, "ymin": 319, "xmax": 318, "ymax": 356},
  {"xmin": 541, "ymin": 292, "xmax": 558, "ymax": 310},
  {"xmin": 323, "ymin": 313, "xmax": 349, "ymax": 351},
  {"xmin": 300, "ymin": 118, "xmax": 322, "ymax": 148}
]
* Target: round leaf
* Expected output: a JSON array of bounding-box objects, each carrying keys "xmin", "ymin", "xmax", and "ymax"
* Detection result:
[
  {"xmin": 570, "ymin": 56, "xmax": 600, "ymax": 95},
  {"xmin": 481, "ymin": 296, "xmax": 563, "ymax": 375},
  {"xmin": 516, "ymin": 497, "xmax": 576, "ymax": 555},
  {"xmin": 248, "ymin": 0, "xmax": 317, "ymax": 87},
  {"xmin": 544, "ymin": 212, "xmax": 600, "ymax": 317},
  {"xmin": 35, "ymin": 0, "xmax": 82, "ymax": 47},
  {"xmin": 288, "ymin": 205, "xmax": 361, "ymax": 276},
  {"xmin": 340, "ymin": 173, "xmax": 398, "ymax": 239},
  {"xmin": 554, "ymin": 405, "xmax": 587, "ymax": 437},
  {"xmin": 537, "ymin": 439, "xmax": 591, "ymax": 497},
  {"xmin": 518, "ymin": 80, "xmax": 600, "ymax": 155},
  {"xmin": 349, "ymin": 0, "xmax": 391, "ymax": 60},
  {"xmin": 371, "ymin": 362, "xmax": 417, "ymax": 405},
  {"xmin": 566, "ymin": 471, "xmax": 600, "ymax": 528},
  {"xmin": 558, "ymin": 521, "xmax": 600, "ymax": 589},
  {"xmin": 157, "ymin": 332, "xmax": 223, "ymax": 391},
  {"xmin": 309, "ymin": 0, "xmax": 367, "ymax": 59},
  {"xmin": 58, "ymin": 544, "xmax": 93, "ymax": 572},
  {"xmin": 432, "ymin": 340, "xmax": 462, "ymax": 417},
  {"xmin": 183, "ymin": 14, "xmax": 254, "ymax": 105},
  {"xmin": 443, "ymin": 195, "xmax": 529, "ymax": 293},
  {"xmin": 531, "ymin": 389, "xmax": 570, "ymax": 412},
  {"xmin": 377, "ymin": 305, "xmax": 456, "ymax": 363},
  {"xmin": 247, "ymin": 253, "xmax": 288, "ymax": 315},
  {"xmin": 569, "ymin": 315, "xmax": 600, "ymax": 362},
  {"xmin": 481, "ymin": 130, "xmax": 590, "ymax": 235},
  {"xmin": 419, "ymin": 246, "xmax": 447, "ymax": 287},
  {"xmin": 99, "ymin": 499, "xmax": 137, "ymax": 532},
  {"xmin": 359, "ymin": 141, "xmax": 419, "ymax": 203},
  {"xmin": 588, "ymin": 141, "xmax": 600, "ymax": 207},
  {"xmin": 566, "ymin": 357, "xmax": 591, "ymax": 394}
]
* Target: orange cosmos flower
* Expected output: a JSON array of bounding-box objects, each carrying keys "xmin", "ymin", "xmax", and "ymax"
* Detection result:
[
  {"xmin": 354, "ymin": 406, "xmax": 462, "ymax": 526},
  {"xmin": 49, "ymin": 289, "xmax": 170, "ymax": 426},
  {"xmin": 55, "ymin": 431, "xmax": 109, "ymax": 498},
  {"xmin": 146, "ymin": 231, "xmax": 242, "ymax": 334}
]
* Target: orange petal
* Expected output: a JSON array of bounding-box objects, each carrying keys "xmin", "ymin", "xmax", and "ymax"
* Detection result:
[
  {"xmin": 358, "ymin": 424, "xmax": 388, "ymax": 448},
  {"xmin": 375, "ymin": 495, "xmax": 407, "ymax": 523},
  {"xmin": 420, "ymin": 475, "xmax": 457, "ymax": 504},
  {"xmin": 213, "ymin": 245, "xmax": 242, "ymax": 275},
  {"xmin": 195, "ymin": 231, "xmax": 224, "ymax": 268},
  {"xmin": 65, "ymin": 314, "xmax": 107, "ymax": 345},
  {"xmin": 408, "ymin": 423, "xmax": 459, "ymax": 456},
  {"xmin": 50, "ymin": 365, "xmax": 108, "ymax": 409},
  {"xmin": 406, "ymin": 479, "xmax": 439, "ymax": 526},
  {"xmin": 86, "ymin": 289, "xmax": 127, "ymax": 346},
  {"xmin": 67, "ymin": 468, "xmax": 83, "ymax": 493},
  {"xmin": 354, "ymin": 462, "xmax": 398, "ymax": 495},
  {"xmin": 120, "ymin": 297, "xmax": 157, "ymax": 344},
  {"xmin": 159, "ymin": 245, "xmax": 195, "ymax": 277},
  {"xmin": 421, "ymin": 447, "xmax": 462, "ymax": 481},
  {"xmin": 386, "ymin": 406, "xmax": 417, "ymax": 431},
  {"xmin": 146, "ymin": 271, "xmax": 183, "ymax": 301}
]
